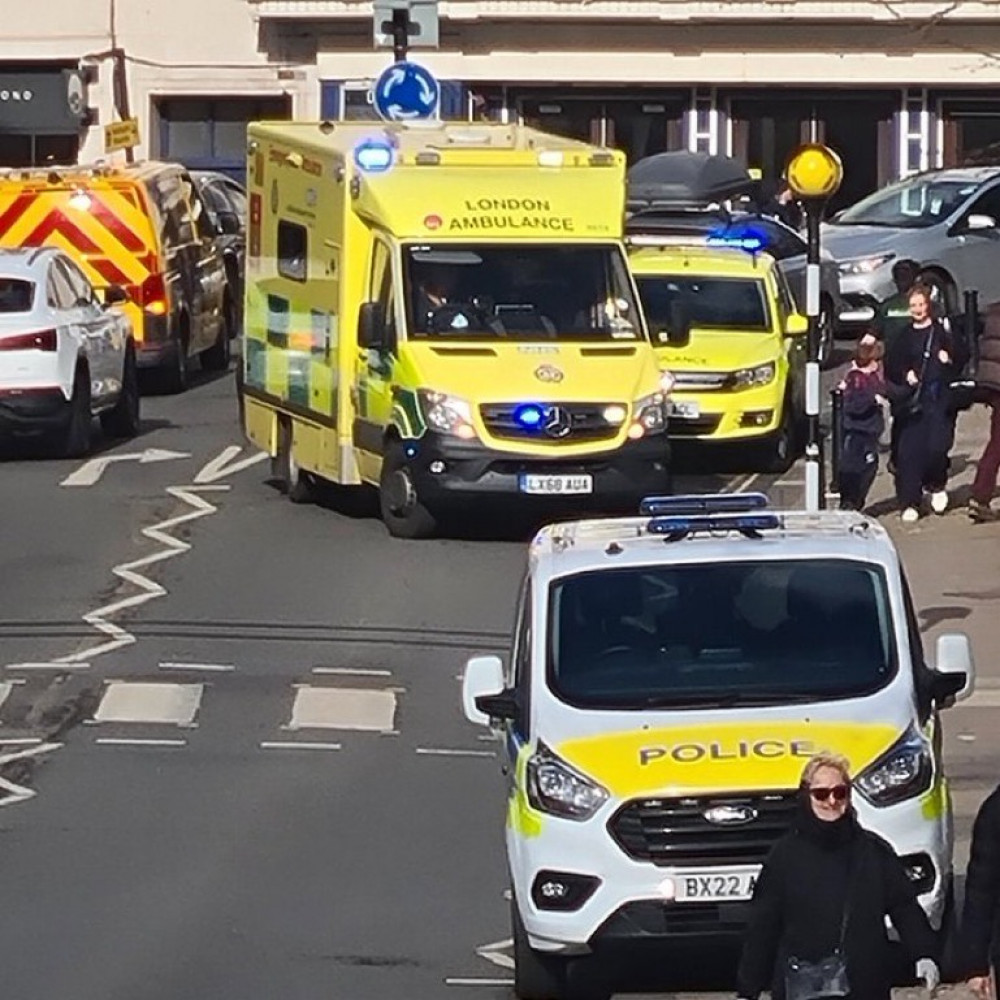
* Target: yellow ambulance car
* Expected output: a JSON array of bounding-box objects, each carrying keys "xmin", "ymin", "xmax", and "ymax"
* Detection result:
[{"xmin": 239, "ymin": 121, "xmax": 672, "ymax": 537}]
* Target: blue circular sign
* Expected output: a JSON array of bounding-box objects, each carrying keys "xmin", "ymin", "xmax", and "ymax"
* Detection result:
[{"xmin": 372, "ymin": 61, "xmax": 440, "ymax": 122}]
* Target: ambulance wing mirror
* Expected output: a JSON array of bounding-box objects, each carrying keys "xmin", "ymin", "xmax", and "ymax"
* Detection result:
[
  {"xmin": 462, "ymin": 654, "xmax": 515, "ymax": 727},
  {"xmin": 932, "ymin": 632, "xmax": 975, "ymax": 706},
  {"xmin": 358, "ymin": 301, "xmax": 388, "ymax": 351}
]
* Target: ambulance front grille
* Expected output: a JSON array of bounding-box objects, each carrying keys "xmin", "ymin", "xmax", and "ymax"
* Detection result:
[
  {"xmin": 479, "ymin": 402, "xmax": 620, "ymax": 443},
  {"xmin": 608, "ymin": 791, "xmax": 798, "ymax": 866}
]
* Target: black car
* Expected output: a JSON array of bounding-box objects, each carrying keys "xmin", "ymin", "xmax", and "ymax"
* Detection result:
[{"xmin": 191, "ymin": 171, "xmax": 246, "ymax": 330}]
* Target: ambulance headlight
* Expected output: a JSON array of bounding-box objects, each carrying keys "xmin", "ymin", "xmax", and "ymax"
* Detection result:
[
  {"xmin": 526, "ymin": 743, "xmax": 608, "ymax": 821},
  {"xmin": 732, "ymin": 361, "xmax": 777, "ymax": 389},
  {"xmin": 855, "ymin": 725, "xmax": 933, "ymax": 807},
  {"xmin": 418, "ymin": 389, "xmax": 477, "ymax": 440},
  {"xmin": 628, "ymin": 392, "xmax": 667, "ymax": 439}
]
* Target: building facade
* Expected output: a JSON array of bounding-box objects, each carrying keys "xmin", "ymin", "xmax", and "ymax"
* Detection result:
[{"xmin": 4, "ymin": 1, "xmax": 1000, "ymax": 209}]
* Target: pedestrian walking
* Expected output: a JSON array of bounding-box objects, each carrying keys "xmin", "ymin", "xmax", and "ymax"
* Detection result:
[
  {"xmin": 735, "ymin": 752, "xmax": 940, "ymax": 1000},
  {"xmin": 884, "ymin": 284, "xmax": 960, "ymax": 523},
  {"xmin": 958, "ymin": 784, "xmax": 1000, "ymax": 998},
  {"xmin": 863, "ymin": 259, "xmax": 923, "ymax": 353},
  {"xmin": 838, "ymin": 337, "xmax": 887, "ymax": 511},
  {"xmin": 966, "ymin": 303, "xmax": 1000, "ymax": 523}
]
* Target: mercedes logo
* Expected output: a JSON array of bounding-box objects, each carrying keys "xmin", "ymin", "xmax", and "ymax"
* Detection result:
[
  {"xmin": 703, "ymin": 804, "xmax": 758, "ymax": 826},
  {"xmin": 543, "ymin": 406, "xmax": 572, "ymax": 439}
]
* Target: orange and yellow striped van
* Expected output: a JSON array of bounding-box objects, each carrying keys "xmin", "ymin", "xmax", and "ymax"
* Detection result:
[{"xmin": 0, "ymin": 162, "xmax": 232, "ymax": 392}]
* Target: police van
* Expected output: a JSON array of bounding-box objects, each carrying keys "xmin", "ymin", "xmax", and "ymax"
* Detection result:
[{"xmin": 462, "ymin": 493, "xmax": 975, "ymax": 1000}]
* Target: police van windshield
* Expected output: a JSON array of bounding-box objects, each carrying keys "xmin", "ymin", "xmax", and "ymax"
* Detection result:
[
  {"xmin": 403, "ymin": 244, "xmax": 642, "ymax": 341},
  {"xmin": 635, "ymin": 275, "xmax": 771, "ymax": 336},
  {"xmin": 548, "ymin": 559, "xmax": 896, "ymax": 710}
]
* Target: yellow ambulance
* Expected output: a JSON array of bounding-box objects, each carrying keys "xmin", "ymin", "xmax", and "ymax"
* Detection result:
[{"xmin": 239, "ymin": 121, "xmax": 672, "ymax": 537}]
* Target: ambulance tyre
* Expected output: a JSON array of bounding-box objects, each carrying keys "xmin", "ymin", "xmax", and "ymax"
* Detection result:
[
  {"xmin": 379, "ymin": 440, "xmax": 437, "ymax": 539},
  {"xmin": 512, "ymin": 899, "xmax": 565, "ymax": 1000},
  {"xmin": 275, "ymin": 417, "xmax": 315, "ymax": 504},
  {"xmin": 201, "ymin": 296, "xmax": 234, "ymax": 372},
  {"xmin": 100, "ymin": 344, "xmax": 141, "ymax": 439},
  {"xmin": 62, "ymin": 365, "xmax": 93, "ymax": 458},
  {"xmin": 757, "ymin": 399, "xmax": 796, "ymax": 474}
]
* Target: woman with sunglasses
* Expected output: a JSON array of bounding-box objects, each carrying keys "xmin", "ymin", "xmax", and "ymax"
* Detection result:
[{"xmin": 736, "ymin": 752, "xmax": 940, "ymax": 1000}]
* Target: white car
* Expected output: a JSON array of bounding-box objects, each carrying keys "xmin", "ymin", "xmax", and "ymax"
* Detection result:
[{"xmin": 0, "ymin": 246, "xmax": 139, "ymax": 455}]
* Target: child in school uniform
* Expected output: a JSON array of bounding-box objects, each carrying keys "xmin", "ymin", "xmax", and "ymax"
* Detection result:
[{"xmin": 839, "ymin": 337, "xmax": 887, "ymax": 511}]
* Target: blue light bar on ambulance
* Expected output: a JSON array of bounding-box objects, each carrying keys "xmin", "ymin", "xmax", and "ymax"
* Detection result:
[
  {"xmin": 640, "ymin": 491, "xmax": 770, "ymax": 516},
  {"xmin": 353, "ymin": 138, "xmax": 395, "ymax": 174},
  {"xmin": 706, "ymin": 232, "xmax": 765, "ymax": 252},
  {"xmin": 646, "ymin": 512, "xmax": 782, "ymax": 538}
]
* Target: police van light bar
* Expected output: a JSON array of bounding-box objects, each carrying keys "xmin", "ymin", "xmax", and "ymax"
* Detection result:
[
  {"xmin": 646, "ymin": 513, "xmax": 782, "ymax": 539},
  {"xmin": 354, "ymin": 138, "xmax": 395, "ymax": 174},
  {"xmin": 640, "ymin": 492, "xmax": 770, "ymax": 516}
]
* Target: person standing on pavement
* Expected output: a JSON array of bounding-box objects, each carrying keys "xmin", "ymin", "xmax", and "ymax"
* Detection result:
[
  {"xmin": 884, "ymin": 284, "xmax": 960, "ymax": 523},
  {"xmin": 966, "ymin": 303, "xmax": 1000, "ymax": 523},
  {"xmin": 735, "ymin": 752, "xmax": 940, "ymax": 1000},
  {"xmin": 959, "ymin": 784, "xmax": 1000, "ymax": 997},
  {"xmin": 838, "ymin": 338, "xmax": 887, "ymax": 511}
]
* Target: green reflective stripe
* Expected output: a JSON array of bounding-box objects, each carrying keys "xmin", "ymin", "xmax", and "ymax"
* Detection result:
[{"xmin": 393, "ymin": 388, "xmax": 427, "ymax": 439}]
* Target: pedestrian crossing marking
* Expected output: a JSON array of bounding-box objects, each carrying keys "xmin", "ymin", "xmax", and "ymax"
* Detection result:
[
  {"xmin": 93, "ymin": 682, "xmax": 204, "ymax": 726},
  {"xmin": 287, "ymin": 686, "xmax": 397, "ymax": 732}
]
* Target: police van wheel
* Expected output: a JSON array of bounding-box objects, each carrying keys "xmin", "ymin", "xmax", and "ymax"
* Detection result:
[
  {"xmin": 379, "ymin": 442, "xmax": 437, "ymax": 539},
  {"xmin": 512, "ymin": 899, "xmax": 565, "ymax": 1000},
  {"xmin": 275, "ymin": 418, "xmax": 314, "ymax": 504}
]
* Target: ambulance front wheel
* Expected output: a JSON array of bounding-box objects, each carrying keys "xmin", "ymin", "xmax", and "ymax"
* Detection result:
[
  {"xmin": 512, "ymin": 898, "xmax": 566, "ymax": 1000},
  {"xmin": 379, "ymin": 441, "xmax": 437, "ymax": 539}
]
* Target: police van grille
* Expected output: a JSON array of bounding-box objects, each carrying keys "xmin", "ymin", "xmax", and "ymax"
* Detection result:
[
  {"xmin": 479, "ymin": 402, "xmax": 620, "ymax": 443},
  {"xmin": 608, "ymin": 791, "xmax": 798, "ymax": 866}
]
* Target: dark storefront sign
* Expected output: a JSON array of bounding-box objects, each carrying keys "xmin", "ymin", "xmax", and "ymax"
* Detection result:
[{"xmin": 0, "ymin": 68, "xmax": 90, "ymax": 135}]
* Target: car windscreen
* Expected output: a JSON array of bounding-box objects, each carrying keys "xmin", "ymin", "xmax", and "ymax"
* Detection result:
[
  {"xmin": 636, "ymin": 274, "xmax": 771, "ymax": 334},
  {"xmin": 403, "ymin": 244, "xmax": 642, "ymax": 341},
  {"xmin": 0, "ymin": 278, "xmax": 34, "ymax": 313},
  {"xmin": 547, "ymin": 560, "xmax": 896, "ymax": 710},
  {"xmin": 835, "ymin": 178, "xmax": 980, "ymax": 228}
]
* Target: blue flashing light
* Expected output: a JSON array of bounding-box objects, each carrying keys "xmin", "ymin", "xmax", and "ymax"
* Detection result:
[
  {"xmin": 705, "ymin": 223, "xmax": 769, "ymax": 254},
  {"xmin": 513, "ymin": 403, "xmax": 545, "ymax": 430},
  {"xmin": 354, "ymin": 138, "xmax": 395, "ymax": 174},
  {"xmin": 640, "ymin": 492, "xmax": 770, "ymax": 517},
  {"xmin": 646, "ymin": 512, "xmax": 782, "ymax": 537}
]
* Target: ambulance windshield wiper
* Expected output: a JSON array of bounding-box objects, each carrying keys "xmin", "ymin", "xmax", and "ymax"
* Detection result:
[{"xmin": 641, "ymin": 691, "xmax": 817, "ymax": 708}]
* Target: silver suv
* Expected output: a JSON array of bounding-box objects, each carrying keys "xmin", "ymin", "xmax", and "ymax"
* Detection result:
[{"xmin": 822, "ymin": 166, "xmax": 1000, "ymax": 326}]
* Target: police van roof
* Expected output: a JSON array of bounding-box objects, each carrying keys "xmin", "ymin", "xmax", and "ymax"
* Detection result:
[{"xmin": 529, "ymin": 507, "xmax": 895, "ymax": 578}]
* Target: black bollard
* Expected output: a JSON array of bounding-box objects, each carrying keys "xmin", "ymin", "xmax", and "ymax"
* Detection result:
[{"xmin": 829, "ymin": 386, "xmax": 844, "ymax": 501}]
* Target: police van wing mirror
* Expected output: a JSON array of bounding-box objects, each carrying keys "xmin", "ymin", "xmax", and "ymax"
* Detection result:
[
  {"xmin": 358, "ymin": 301, "xmax": 387, "ymax": 350},
  {"xmin": 932, "ymin": 632, "xmax": 975, "ymax": 706},
  {"xmin": 462, "ymin": 654, "xmax": 510, "ymax": 727}
]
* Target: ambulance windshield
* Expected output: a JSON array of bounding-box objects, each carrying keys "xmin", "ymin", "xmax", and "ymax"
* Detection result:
[
  {"xmin": 404, "ymin": 243, "xmax": 642, "ymax": 341},
  {"xmin": 548, "ymin": 559, "xmax": 896, "ymax": 710}
]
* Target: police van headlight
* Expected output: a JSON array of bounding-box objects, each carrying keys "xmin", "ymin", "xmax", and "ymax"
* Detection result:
[
  {"xmin": 526, "ymin": 743, "xmax": 609, "ymax": 821},
  {"xmin": 628, "ymin": 392, "xmax": 667, "ymax": 439},
  {"xmin": 854, "ymin": 725, "xmax": 933, "ymax": 807},
  {"xmin": 732, "ymin": 361, "xmax": 777, "ymax": 389},
  {"xmin": 418, "ymin": 390, "xmax": 477, "ymax": 440}
]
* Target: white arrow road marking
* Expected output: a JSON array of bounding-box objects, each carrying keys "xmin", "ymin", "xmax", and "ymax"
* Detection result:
[
  {"xmin": 476, "ymin": 938, "xmax": 515, "ymax": 970},
  {"xmin": 0, "ymin": 742, "xmax": 63, "ymax": 808},
  {"xmin": 193, "ymin": 444, "xmax": 268, "ymax": 485},
  {"xmin": 53, "ymin": 485, "xmax": 229, "ymax": 664},
  {"xmin": 60, "ymin": 448, "xmax": 190, "ymax": 487}
]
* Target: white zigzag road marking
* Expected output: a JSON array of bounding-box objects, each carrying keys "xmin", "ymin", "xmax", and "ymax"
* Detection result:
[
  {"xmin": 53, "ymin": 485, "xmax": 230, "ymax": 664},
  {"xmin": 0, "ymin": 742, "xmax": 63, "ymax": 807}
]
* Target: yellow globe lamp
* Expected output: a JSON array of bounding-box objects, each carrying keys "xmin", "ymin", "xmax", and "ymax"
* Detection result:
[{"xmin": 785, "ymin": 144, "xmax": 844, "ymax": 201}]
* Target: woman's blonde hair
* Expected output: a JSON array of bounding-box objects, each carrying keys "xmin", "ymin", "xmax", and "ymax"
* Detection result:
[{"xmin": 800, "ymin": 751, "xmax": 852, "ymax": 788}]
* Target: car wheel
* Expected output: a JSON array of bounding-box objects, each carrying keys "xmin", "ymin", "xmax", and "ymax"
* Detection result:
[
  {"xmin": 62, "ymin": 367, "xmax": 93, "ymax": 458},
  {"xmin": 918, "ymin": 270, "xmax": 958, "ymax": 316},
  {"xmin": 512, "ymin": 899, "xmax": 565, "ymax": 1000},
  {"xmin": 100, "ymin": 345, "xmax": 141, "ymax": 439},
  {"xmin": 378, "ymin": 440, "xmax": 437, "ymax": 539},
  {"xmin": 273, "ymin": 417, "xmax": 315, "ymax": 504},
  {"xmin": 201, "ymin": 296, "xmax": 233, "ymax": 372}
]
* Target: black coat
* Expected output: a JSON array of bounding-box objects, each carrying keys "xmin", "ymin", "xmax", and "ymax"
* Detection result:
[
  {"xmin": 736, "ymin": 802, "xmax": 938, "ymax": 1000},
  {"xmin": 958, "ymin": 784, "xmax": 1000, "ymax": 977},
  {"xmin": 884, "ymin": 320, "xmax": 961, "ymax": 416}
]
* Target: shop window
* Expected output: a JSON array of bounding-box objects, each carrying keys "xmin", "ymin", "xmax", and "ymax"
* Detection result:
[{"xmin": 278, "ymin": 220, "xmax": 308, "ymax": 282}]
